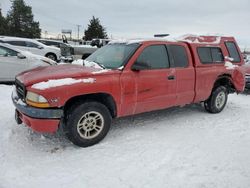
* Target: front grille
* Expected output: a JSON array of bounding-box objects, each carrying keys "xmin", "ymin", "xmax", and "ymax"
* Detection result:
[
  {"xmin": 246, "ymin": 74, "xmax": 250, "ymax": 82},
  {"xmin": 15, "ymin": 79, "xmax": 26, "ymax": 101}
]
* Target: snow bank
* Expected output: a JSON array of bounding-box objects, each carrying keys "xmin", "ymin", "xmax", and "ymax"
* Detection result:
[
  {"xmin": 1, "ymin": 85, "xmax": 250, "ymax": 188},
  {"xmin": 71, "ymin": 59, "xmax": 84, "ymax": 65},
  {"xmin": 31, "ymin": 78, "xmax": 96, "ymax": 90}
]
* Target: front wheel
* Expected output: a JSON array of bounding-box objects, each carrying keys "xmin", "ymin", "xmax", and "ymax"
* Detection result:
[
  {"xmin": 45, "ymin": 53, "xmax": 57, "ymax": 61},
  {"xmin": 204, "ymin": 86, "xmax": 228, "ymax": 113},
  {"xmin": 65, "ymin": 102, "xmax": 112, "ymax": 147}
]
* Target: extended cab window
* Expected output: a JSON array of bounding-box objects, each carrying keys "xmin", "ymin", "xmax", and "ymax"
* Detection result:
[
  {"xmin": 225, "ymin": 42, "xmax": 241, "ymax": 62},
  {"xmin": 136, "ymin": 45, "xmax": 169, "ymax": 69},
  {"xmin": 168, "ymin": 45, "xmax": 188, "ymax": 67},
  {"xmin": 197, "ymin": 47, "xmax": 224, "ymax": 64}
]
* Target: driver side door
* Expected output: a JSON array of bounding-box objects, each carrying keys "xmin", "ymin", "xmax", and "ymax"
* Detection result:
[{"xmin": 132, "ymin": 44, "xmax": 177, "ymax": 114}]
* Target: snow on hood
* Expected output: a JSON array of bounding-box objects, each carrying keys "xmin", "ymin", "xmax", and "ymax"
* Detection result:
[
  {"xmin": 16, "ymin": 64, "xmax": 102, "ymax": 86},
  {"xmin": 31, "ymin": 78, "xmax": 96, "ymax": 90},
  {"xmin": 72, "ymin": 59, "xmax": 104, "ymax": 69}
]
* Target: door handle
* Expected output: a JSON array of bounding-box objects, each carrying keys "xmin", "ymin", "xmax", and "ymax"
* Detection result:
[{"xmin": 167, "ymin": 75, "xmax": 175, "ymax": 80}]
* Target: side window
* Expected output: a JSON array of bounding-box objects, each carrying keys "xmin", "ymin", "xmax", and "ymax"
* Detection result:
[
  {"xmin": 0, "ymin": 46, "xmax": 8, "ymax": 56},
  {"xmin": 0, "ymin": 46, "xmax": 17, "ymax": 56},
  {"xmin": 25, "ymin": 41, "xmax": 39, "ymax": 48},
  {"xmin": 136, "ymin": 45, "xmax": 169, "ymax": 69},
  {"xmin": 211, "ymin": 48, "xmax": 224, "ymax": 62},
  {"xmin": 197, "ymin": 47, "xmax": 224, "ymax": 64},
  {"xmin": 197, "ymin": 48, "xmax": 212, "ymax": 63},
  {"xmin": 225, "ymin": 42, "xmax": 241, "ymax": 62},
  {"xmin": 168, "ymin": 45, "xmax": 189, "ymax": 67},
  {"xmin": 6, "ymin": 41, "xmax": 26, "ymax": 47}
]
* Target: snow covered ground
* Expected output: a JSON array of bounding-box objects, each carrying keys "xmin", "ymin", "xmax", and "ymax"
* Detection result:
[{"xmin": 1, "ymin": 85, "xmax": 250, "ymax": 188}]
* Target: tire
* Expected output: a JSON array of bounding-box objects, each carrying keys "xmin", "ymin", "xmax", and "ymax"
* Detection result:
[
  {"xmin": 64, "ymin": 101, "xmax": 112, "ymax": 147},
  {"xmin": 204, "ymin": 86, "xmax": 228, "ymax": 113},
  {"xmin": 45, "ymin": 53, "xmax": 57, "ymax": 61}
]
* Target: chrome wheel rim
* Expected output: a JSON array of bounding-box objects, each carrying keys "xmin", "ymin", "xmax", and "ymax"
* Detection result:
[
  {"xmin": 215, "ymin": 91, "xmax": 226, "ymax": 109},
  {"xmin": 77, "ymin": 111, "xmax": 104, "ymax": 139}
]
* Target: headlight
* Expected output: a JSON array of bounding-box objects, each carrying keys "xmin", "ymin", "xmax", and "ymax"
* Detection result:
[{"xmin": 26, "ymin": 91, "xmax": 50, "ymax": 108}]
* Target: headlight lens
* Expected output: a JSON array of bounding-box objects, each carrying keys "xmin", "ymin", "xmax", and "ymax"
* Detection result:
[{"xmin": 26, "ymin": 91, "xmax": 50, "ymax": 108}]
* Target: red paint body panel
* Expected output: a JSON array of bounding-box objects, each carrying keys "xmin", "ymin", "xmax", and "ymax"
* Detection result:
[
  {"xmin": 17, "ymin": 110, "xmax": 59, "ymax": 133},
  {"xmin": 14, "ymin": 36, "xmax": 246, "ymax": 133}
]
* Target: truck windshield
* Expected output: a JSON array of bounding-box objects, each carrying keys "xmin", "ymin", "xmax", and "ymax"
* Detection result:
[{"xmin": 86, "ymin": 43, "xmax": 139, "ymax": 69}]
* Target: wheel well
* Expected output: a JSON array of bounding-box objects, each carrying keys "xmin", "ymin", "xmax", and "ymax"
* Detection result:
[
  {"xmin": 63, "ymin": 93, "xmax": 117, "ymax": 118},
  {"xmin": 45, "ymin": 52, "xmax": 57, "ymax": 60},
  {"xmin": 213, "ymin": 74, "xmax": 235, "ymax": 93}
]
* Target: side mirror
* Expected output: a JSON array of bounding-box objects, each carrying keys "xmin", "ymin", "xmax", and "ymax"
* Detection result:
[
  {"xmin": 17, "ymin": 53, "xmax": 26, "ymax": 59},
  {"xmin": 131, "ymin": 61, "xmax": 149, "ymax": 71},
  {"xmin": 37, "ymin": 46, "xmax": 44, "ymax": 49}
]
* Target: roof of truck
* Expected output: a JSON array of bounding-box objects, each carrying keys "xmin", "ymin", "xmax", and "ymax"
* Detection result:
[{"xmin": 110, "ymin": 34, "xmax": 235, "ymax": 45}]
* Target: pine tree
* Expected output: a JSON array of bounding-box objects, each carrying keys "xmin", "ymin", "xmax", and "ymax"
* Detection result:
[
  {"xmin": 84, "ymin": 16, "xmax": 107, "ymax": 40},
  {"xmin": 6, "ymin": 0, "xmax": 41, "ymax": 38},
  {"xmin": 0, "ymin": 8, "xmax": 8, "ymax": 35}
]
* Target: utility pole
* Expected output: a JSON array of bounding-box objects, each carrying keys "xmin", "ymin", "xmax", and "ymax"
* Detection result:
[{"xmin": 76, "ymin": 25, "xmax": 81, "ymax": 40}]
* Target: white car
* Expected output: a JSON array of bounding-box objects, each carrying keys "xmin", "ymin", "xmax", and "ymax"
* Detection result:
[
  {"xmin": 0, "ymin": 43, "xmax": 56, "ymax": 82},
  {"xmin": 0, "ymin": 36, "xmax": 61, "ymax": 61}
]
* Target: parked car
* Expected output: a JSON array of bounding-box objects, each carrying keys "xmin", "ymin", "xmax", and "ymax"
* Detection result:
[
  {"xmin": 60, "ymin": 37, "xmax": 109, "ymax": 60},
  {"xmin": 0, "ymin": 36, "xmax": 61, "ymax": 61},
  {"xmin": 36, "ymin": 39, "xmax": 74, "ymax": 62},
  {"xmin": 244, "ymin": 63, "xmax": 250, "ymax": 89},
  {"xmin": 90, "ymin": 38, "xmax": 111, "ymax": 48},
  {"xmin": 12, "ymin": 35, "xmax": 245, "ymax": 147},
  {"xmin": 36, "ymin": 39, "xmax": 65, "ymax": 48},
  {"xmin": 0, "ymin": 43, "xmax": 56, "ymax": 82}
]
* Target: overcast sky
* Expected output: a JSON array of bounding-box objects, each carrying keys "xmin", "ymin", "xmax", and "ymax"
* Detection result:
[{"xmin": 1, "ymin": 0, "xmax": 250, "ymax": 46}]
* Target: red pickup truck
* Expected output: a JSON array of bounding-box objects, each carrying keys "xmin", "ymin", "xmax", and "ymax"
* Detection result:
[{"xmin": 12, "ymin": 35, "xmax": 245, "ymax": 147}]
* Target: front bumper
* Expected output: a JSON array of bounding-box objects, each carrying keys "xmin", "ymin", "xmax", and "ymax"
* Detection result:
[{"xmin": 12, "ymin": 89, "xmax": 63, "ymax": 133}]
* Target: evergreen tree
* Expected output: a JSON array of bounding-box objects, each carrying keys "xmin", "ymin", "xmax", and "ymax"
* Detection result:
[
  {"xmin": 84, "ymin": 16, "xmax": 107, "ymax": 40},
  {"xmin": 0, "ymin": 8, "xmax": 8, "ymax": 35},
  {"xmin": 6, "ymin": 0, "xmax": 41, "ymax": 38}
]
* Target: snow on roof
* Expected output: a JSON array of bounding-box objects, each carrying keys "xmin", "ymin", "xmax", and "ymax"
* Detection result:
[
  {"xmin": 31, "ymin": 78, "xmax": 96, "ymax": 90},
  {"xmin": 109, "ymin": 34, "xmax": 228, "ymax": 45},
  {"xmin": 177, "ymin": 34, "xmax": 222, "ymax": 44},
  {"xmin": 109, "ymin": 38, "xmax": 178, "ymax": 45}
]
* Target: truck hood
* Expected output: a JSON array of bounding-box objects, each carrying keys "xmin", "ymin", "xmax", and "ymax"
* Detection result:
[{"xmin": 16, "ymin": 64, "xmax": 113, "ymax": 86}]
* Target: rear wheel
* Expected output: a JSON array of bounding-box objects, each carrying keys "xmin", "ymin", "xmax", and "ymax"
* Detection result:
[
  {"xmin": 204, "ymin": 86, "xmax": 228, "ymax": 113},
  {"xmin": 64, "ymin": 101, "xmax": 112, "ymax": 147}
]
